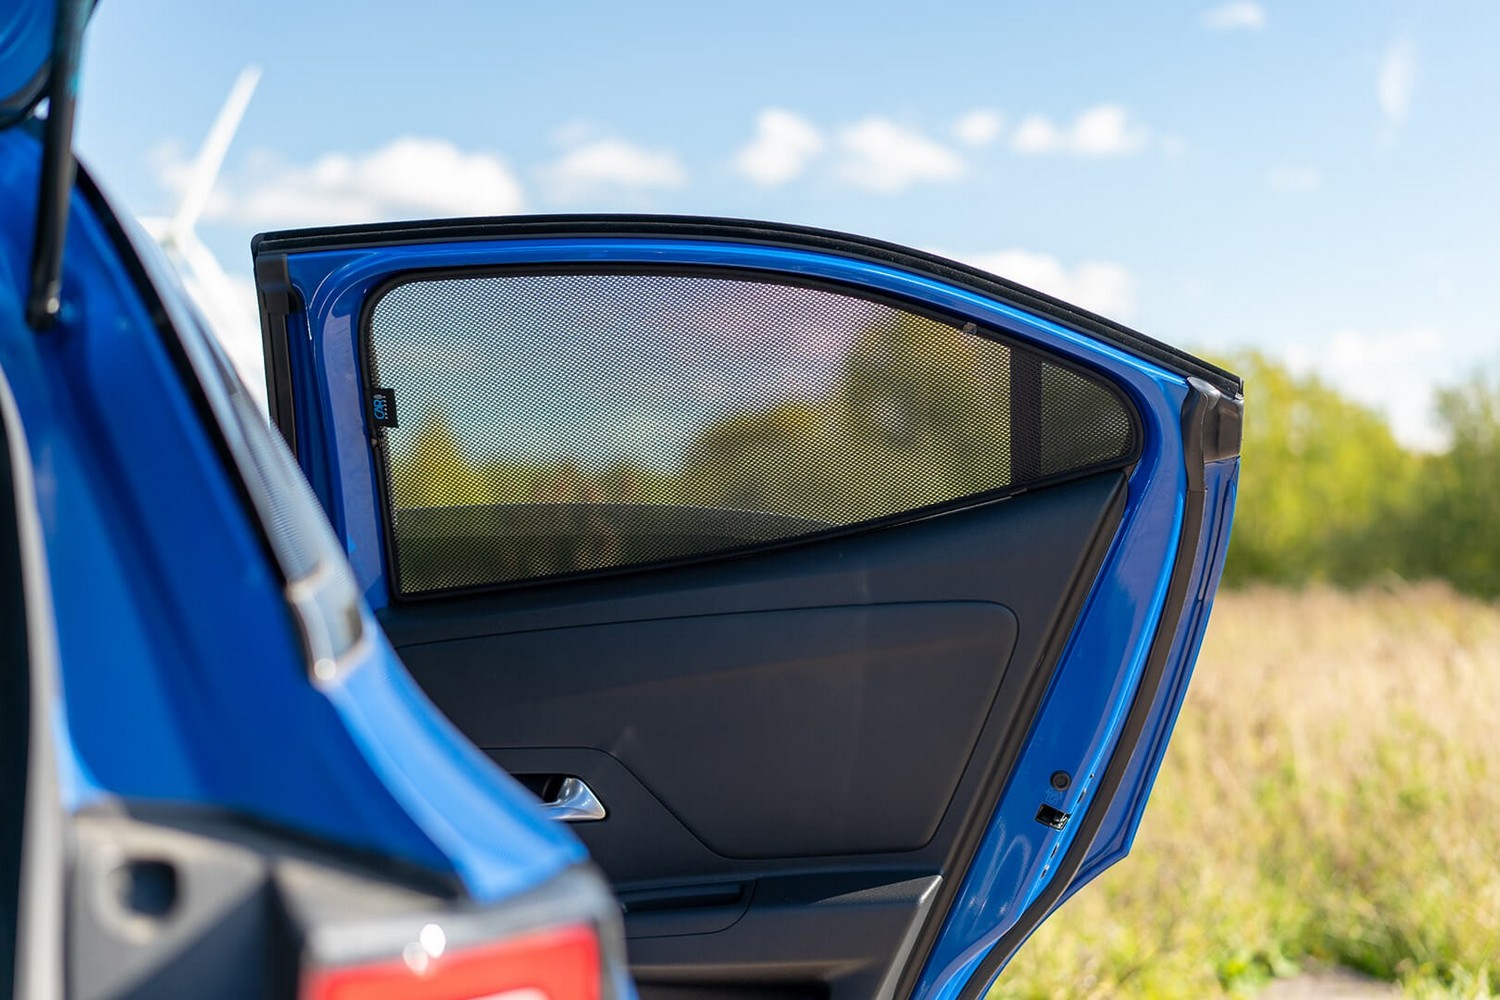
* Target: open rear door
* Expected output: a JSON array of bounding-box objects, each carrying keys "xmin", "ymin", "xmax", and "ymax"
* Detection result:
[{"xmin": 254, "ymin": 216, "xmax": 1241, "ymax": 1000}]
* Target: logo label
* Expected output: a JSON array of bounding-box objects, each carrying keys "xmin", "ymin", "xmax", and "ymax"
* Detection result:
[{"xmin": 370, "ymin": 388, "xmax": 398, "ymax": 428}]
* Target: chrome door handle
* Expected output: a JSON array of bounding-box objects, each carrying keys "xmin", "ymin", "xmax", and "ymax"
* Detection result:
[{"xmin": 540, "ymin": 777, "xmax": 606, "ymax": 822}]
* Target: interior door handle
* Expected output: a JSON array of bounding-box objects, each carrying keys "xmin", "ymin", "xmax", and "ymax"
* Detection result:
[{"xmin": 540, "ymin": 776, "xmax": 607, "ymax": 822}]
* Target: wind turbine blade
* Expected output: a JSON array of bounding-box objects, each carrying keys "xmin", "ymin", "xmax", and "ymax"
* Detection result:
[
  {"xmin": 170, "ymin": 64, "xmax": 262, "ymax": 240},
  {"xmin": 175, "ymin": 229, "xmax": 231, "ymax": 293},
  {"xmin": 175, "ymin": 230, "xmax": 267, "ymax": 403}
]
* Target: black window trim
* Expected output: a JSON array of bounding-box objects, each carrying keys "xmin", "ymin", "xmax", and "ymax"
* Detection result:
[
  {"xmin": 252, "ymin": 213, "xmax": 1242, "ymax": 400},
  {"xmin": 355, "ymin": 261, "xmax": 1145, "ymax": 602}
]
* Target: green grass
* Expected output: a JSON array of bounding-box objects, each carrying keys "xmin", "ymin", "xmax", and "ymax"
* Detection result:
[{"xmin": 991, "ymin": 585, "xmax": 1500, "ymax": 999}]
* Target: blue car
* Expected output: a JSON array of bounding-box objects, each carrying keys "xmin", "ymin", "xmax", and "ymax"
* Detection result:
[{"xmin": 1, "ymin": 3, "xmax": 1240, "ymax": 998}]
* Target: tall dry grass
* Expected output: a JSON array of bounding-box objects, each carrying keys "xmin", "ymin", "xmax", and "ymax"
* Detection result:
[{"xmin": 993, "ymin": 585, "xmax": 1500, "ymax": 998}]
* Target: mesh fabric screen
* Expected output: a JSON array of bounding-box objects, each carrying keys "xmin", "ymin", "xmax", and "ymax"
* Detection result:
[{"xmin": 366, "ymin": 270, "xmax": 1135, "ymax": 595}]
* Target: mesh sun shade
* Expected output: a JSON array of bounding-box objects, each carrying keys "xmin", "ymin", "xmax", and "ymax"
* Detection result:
[{"xmin": 365, "ymin": 270, "xmax": 1135, "ymax": 595}]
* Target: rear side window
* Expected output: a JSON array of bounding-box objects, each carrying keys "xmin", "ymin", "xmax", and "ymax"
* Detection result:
[{"xmin": 364, "ymin": 268, "xmax": 1137, "ymax": 596}]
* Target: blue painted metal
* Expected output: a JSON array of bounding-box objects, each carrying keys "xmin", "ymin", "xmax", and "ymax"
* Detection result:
[
  {"xmin": 1059, "ymin": 457, "xmax": 1240, "ymax": 901},
  {"xmin": 0, "ymin": 0, "xmax": 52, "ymax": 117},
  {"xmin": 274, "ymin": 235, "xmax": 1235, "ymax": 998},
  {"xmin": 924, "ymin": 459, "xmax": 1240, "ymax": 1000},
  {"xmin": 0, "ymin": 127, "xmax": 586, "ymax": 905}
]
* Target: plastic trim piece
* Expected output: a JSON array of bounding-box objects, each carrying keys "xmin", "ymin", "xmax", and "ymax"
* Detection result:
[
  {"xmin": 0, "ymin": 364, "xmax": 64, "ymax": 1000},
  {"xmin": 254, "ymin": 252, "xmax": 300, "ymax": 454},
  {"xmin": 24, "ymin": 0, "xmax": 88, "ymax": 330}
]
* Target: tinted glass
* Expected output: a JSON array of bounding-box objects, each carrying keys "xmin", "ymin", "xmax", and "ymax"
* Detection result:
[{"xmin": 366, "ymin": 270, "xmax": 1134, "ymax": 595}]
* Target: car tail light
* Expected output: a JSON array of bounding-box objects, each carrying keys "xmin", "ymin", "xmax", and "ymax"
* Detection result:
[{"xmin": 302, "ymin": 921, "xmax": 602, "ymax": 1000}]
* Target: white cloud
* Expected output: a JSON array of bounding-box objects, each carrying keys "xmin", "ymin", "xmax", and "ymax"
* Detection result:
[
  {"xmin": 1268, "ymin": 164, "xmax": 1323, "ymax": 193},
  {"xmin": 1202, "ymin": 2, "xmax": 1267, "ymax": 31},
  {"xmin": 1378, "ymin": 38, "xmax": 1418, "ymax": 142},
  {"xmin": 956, "ymin": 249, "xmax": 1138, "ymax": 320},
  {"xmin": 952, "ymin": 109, "xmax": 1004, "ymax": 148},
  {"xmin": 1011, "ymin": 116, "xmax": 1064, "ymax": 155},
  {"xmin": 542, "ymin": 137, "xmax": 687, "ymax": 201},
  {"xmin": 734, "ymin": 108, "xmax": 824, "ymax": 186},
  {"xmin": 1012, "ymin": 104, "xmax": 1150, "ymax": 157},
  {"xmin": 154, "ymin": 137, "xmax": 527, "ymax": 226},
  {"xmin": 147, "ymin": 138, "xmax": 197, "ymax": 197},
  {"xmin": 834, "ymin": 117, "xmax": 966, "ymax": 194},
  {"xmin": 1285, "ymin": 327, "xmax": 1448, "ymax": 449},
  {"xmin": 1072, "ymin": 105, "xmax": 1151, "ymax": 156}
]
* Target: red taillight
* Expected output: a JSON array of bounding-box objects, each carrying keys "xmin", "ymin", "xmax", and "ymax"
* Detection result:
[{"xmin": 301, "ymin": 922, "xmax": 601, "ymax": 1000}]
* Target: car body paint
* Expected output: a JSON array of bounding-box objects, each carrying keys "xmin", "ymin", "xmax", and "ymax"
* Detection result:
[{"xmin": 0, "ymin": 127, "xmax": 587, "ymax": 905}]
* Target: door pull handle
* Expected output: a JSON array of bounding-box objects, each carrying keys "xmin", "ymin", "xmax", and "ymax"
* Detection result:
[{"xmin": 539, "ymin": 776, "xmax": 607, "ymax": 822}]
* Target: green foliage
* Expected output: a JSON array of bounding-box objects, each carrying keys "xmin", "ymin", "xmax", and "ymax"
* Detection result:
[
  {"xmin": 1210, "ymin": 351, "xmax": 1500, "ymax": 597},
  {"xmin": 392, "ymin": 410, "xmax": 490, "ymax": 508},
  {"xmin": 393, "ymin": 336, "xmax": 1500, "ymax": 597},
  {"xmin": 1212, "ymin": 351, "xmax": 1421, "ymax": 587},
  {"xmin": 391, "ymin": 312, "xmax": 1031, "ymax": 525},
  {"xmin": 1398, "ymin": 373, "xmax": 1500, "ymax": 597}
]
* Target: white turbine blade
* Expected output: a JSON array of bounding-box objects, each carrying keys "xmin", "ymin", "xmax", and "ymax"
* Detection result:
[
  {"xmin": 174, "ymin": 229, "xmax": 231, "ymax": 293},
  {"xmin": 175, "ymin": 230, "xmax": 267, "ymax": 404},
  {"xmin": 169, "ymin": 64, "xmax": 262, "ymax": 240}
]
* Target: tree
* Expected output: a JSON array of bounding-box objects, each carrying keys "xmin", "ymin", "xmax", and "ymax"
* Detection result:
[
  {"xmin": 390, "ymin": 411, "xmax": 489, "ymax": 509},
  {"xmin": 1400, "ymin": 372, "xmax": 1500, "ymax": 597},
  {"xmin": 1213, "ymin": 351, "xmax": 1420, "ymax": 586}
]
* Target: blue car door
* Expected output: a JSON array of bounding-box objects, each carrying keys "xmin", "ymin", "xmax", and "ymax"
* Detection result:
[{"xmin": 254, "ymin": 215, "xmax": 1241, "ymax": 1000}]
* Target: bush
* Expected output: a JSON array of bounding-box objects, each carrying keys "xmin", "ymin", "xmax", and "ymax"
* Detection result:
[
  {"xmin": 1211, "ymin": 351, "xmax": 1420, "ymax": 588},
  {"xmin": 1398, "ymin": 373, "xmax": 1500, "ymax": 598},
  {"xmin": 1214, "ymin": 352, "xmax": 1499, "ymax": 597}
]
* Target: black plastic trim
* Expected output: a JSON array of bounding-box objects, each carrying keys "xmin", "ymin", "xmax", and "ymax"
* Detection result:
[
  {"xmin": 81, "ymin": 800, "xmax": 461, "ymax": 900},
  {"xmin": 254, "ymin": 252, "xmax": 300, "ymax": 454},
  {"xmin": 253, "ymin": 214, "xmax": 1241, "ymax": 398},
  {"xmin": 67, "ymin": 803, "xmax": 627, "ymax": 1000},
  {"xmin": 353, "ymin": 261, "xmax": 1143, "ymax": 602},
  {"xmin": 24, "ymin": 0, "xmax": 88, "ymax": 330}
]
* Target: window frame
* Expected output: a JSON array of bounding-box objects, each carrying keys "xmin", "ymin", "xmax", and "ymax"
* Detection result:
[{"xmin": 357, "ymin": 262, "xmax": 1145, "ymax": 601}]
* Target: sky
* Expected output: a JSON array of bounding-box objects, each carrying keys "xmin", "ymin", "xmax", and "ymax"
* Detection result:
[{"xmin": 72, "ymin": 0, "xmax": 1500, "ymax": 448}]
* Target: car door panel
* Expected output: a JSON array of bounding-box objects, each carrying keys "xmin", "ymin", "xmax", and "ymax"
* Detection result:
[
  {"xmin": 387, "ymin": 470, "xmax": 1121, "ymax": 874},
  {"xmin": 410, "ymin": 602, "xmax": 1017, "ymax": 860},
  {"xmin": 626, "ymin": 872, "xmax": 943, "ymax": 1000},
  {"xmin": 256, "ymin": 216, "xmax": 1241, "ymax": 1000}
]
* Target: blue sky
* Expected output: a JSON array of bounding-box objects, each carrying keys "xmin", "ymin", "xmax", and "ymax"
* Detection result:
[{"xmin": 73, "ymin": 1, "xmax": 1500, "ymax": 446}]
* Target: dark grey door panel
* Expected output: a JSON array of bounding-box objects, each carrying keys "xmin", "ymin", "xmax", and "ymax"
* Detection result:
[
  {"xmin": 627, "ymin": 873, "xmax": 942, "ymax": 1000},
  {"xmin": 409, "ymin": 602, "xmax": 1017, "ymax": 859},
  {"xmin": 382, "ymin": 472, "xmax": 1124, "ymax": 894}
]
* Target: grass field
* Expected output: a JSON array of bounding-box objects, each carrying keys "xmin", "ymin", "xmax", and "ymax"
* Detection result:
[{"xmin": 991, "ymin": 585, "xmax": 1500, "ymax": 999}]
